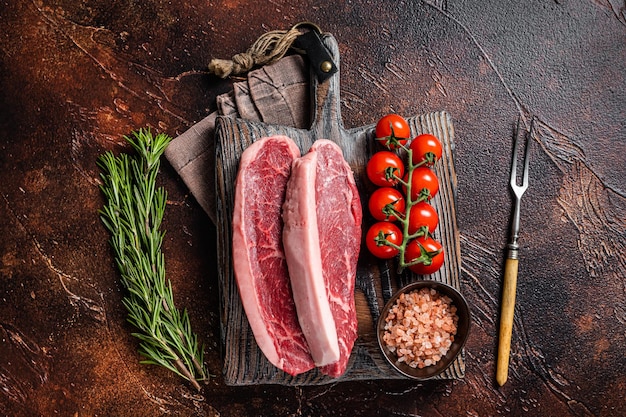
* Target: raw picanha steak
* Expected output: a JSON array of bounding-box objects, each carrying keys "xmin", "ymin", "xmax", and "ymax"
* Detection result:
[
  {"xmin": 231, "ymin": 135, "xmax": 315, "ymax": 376},
  {"xmin": 282, "ymin": 150, "xmax": 340, "ymax": 367},
  {"xmin": 283, "ymin": 139, "xmax": 362, "ymax": 377}
]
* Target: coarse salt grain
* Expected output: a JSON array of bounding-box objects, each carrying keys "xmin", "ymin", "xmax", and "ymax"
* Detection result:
[{"xmin": 383, "ymin": 287, "xmax": 459, "ymax": 369}]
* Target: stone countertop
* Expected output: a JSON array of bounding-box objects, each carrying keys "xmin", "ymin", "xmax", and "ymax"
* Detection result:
[{"xmin": 1, "ymin": 1, "xmax": 625, "ymax": 416}]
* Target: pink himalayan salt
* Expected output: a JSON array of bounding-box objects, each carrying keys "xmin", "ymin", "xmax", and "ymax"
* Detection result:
[{"xmin": 382, "ymin": 287, "xmax": 459, "ymax": 369}]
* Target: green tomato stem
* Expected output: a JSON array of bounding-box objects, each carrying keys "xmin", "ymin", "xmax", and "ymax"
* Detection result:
[{"xmin": 382, "ymin": 201, "xmax": 405, "ymax": 221}]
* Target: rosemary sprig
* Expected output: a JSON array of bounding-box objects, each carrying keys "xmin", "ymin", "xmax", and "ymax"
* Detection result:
[{"xmin": 98, "ymin": 129, "xmax": 207, "ymax": 390}]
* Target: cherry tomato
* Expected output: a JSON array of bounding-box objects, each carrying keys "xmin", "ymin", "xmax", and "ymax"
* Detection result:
[
  {"xmin": 366, "ymin": 151, "xmax": 405, "ymax": 187},
  {"xmin": 365, "ymin": 221, "xmax": 402, "ymax": 259},
  {"xmin": 410, "ymin": 133, "xmax": 443, "ymax": 165},
  {"xmin": 375, "ymin": 114, "xmax": 410, "ymax": 149},
  {"xmin": 368, "ymin": 187, "xmax": 406, "ymax": 222},
  {"xmin": 404, "ymin": 236, "xmax": 444, "ymax": 275},
  {"xmin": 408, "ymin": 201, "xmax": 439, "ymax": 234},
  {"xmin": 403, "ymin": 166, "xmax": 439, "ymax": 201}
]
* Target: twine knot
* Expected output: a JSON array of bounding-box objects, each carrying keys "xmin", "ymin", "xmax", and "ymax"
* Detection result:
[{"xmin": 208, "ymin": 22, "xmax": 321, "ymax": 78}]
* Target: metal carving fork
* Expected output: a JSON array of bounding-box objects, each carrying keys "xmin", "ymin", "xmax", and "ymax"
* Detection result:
[{"xmin": 496, "ymin": 118, "xmax": 532, "ymax": 386}]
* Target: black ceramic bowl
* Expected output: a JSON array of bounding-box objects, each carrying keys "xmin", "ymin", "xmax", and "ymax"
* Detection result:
[{"xmin": 377, "ymin": 280, "xmax": 471, "ymax": 380}]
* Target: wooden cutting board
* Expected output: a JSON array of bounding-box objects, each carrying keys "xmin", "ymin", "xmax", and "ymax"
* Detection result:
[{"xmin": 214, "ymin": 34, "xmax": 463, "ymax": 385}]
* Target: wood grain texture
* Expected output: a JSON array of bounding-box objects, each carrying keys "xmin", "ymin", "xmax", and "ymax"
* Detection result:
[
  {"xmin": 496, "ymin": 257, "xmax": 519, "ymax": 386},
  {"xmin": 215, "ymin": 34, "xmax": 464, "ymax": 385}
]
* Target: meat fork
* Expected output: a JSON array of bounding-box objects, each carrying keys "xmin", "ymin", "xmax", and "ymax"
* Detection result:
[{"xmin": 496, "ymin": 118, "xmax": 532, "ymax": 386}]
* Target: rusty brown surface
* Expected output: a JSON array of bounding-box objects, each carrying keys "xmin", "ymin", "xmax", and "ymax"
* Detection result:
[{"xmin": 1, "ymin": 1, "xmax": 625, "ymax": 416}]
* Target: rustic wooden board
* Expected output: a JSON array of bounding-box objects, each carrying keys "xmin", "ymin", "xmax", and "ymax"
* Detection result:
[{"xmin": 215, "ymin": 34, "xmax": 463, "ymax": 385}]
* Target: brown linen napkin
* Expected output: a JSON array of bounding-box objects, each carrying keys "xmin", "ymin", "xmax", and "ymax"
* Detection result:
[{"xmin": 165, "ymin": 55, "xmax": 310, "ymax": 224}]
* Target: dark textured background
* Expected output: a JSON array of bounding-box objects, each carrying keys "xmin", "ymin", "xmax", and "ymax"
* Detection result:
[{"xmin": 1, "ymin": 0, "xmax": 625, "ymax": 416}]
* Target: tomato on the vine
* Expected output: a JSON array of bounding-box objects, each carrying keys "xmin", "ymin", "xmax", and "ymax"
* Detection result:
[
  {"xmin": 408, "ymin": 201, "xmax": 439, "ymax": 234},
  {"xmin": 365, "ymin": 221, "xmax": 402, "ymax": 259},
  {"xmin": 404, "ymin": 236, "xmax": 444, "ymax": 275},
  {"xmin": 368, "ymin": 187, "xmax": 406, "ymax": 222},
  {"xmin": 366, "ymin": 151, "xmax": 405, "ymax": 187},
  {"xmin": 410, "ymin": 133, "xmax": 442, "ymax": 165},
  {"xmin": 403, "ymin": 166, "xmax": 439, "ymax": 201},
  {"xmin": 375, "ymin": 114, "xmax": 410, "ymax": 149}
]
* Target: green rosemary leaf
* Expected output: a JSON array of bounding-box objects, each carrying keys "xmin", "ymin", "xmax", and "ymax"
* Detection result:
[{"xmin": 99, "ymin": 128, "xmax": 207, "ymax": 389}]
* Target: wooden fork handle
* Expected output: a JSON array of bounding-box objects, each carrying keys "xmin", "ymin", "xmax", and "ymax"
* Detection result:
[{"xmin": 496, "ymin": 257, "xmax": 519, "ymax": 386}]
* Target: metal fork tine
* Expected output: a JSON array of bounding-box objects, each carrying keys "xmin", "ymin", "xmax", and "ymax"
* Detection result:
[
  {"xmin": 510, "ymin": 118, "xmax": 520, "ymax": 188},
  {"xmin": 521, "ymin": 118, "xmax": 533, "ymax": 189},
  {"xmin": 510, "ymin": 118, "xmax": 531, "ymax": 193}
]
